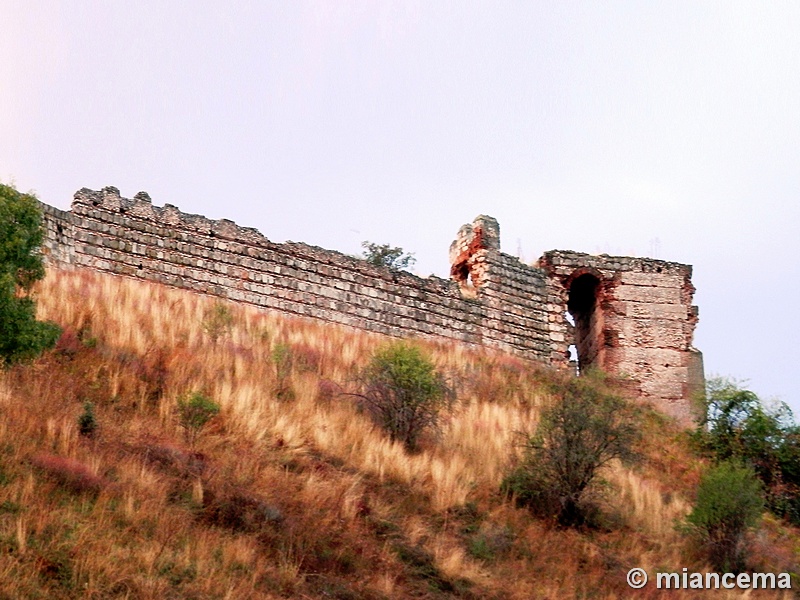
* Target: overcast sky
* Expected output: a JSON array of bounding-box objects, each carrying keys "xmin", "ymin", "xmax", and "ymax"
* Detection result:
[{"xmin": 2, "ymin": 2, "xmax": 799, "ymax": 413}]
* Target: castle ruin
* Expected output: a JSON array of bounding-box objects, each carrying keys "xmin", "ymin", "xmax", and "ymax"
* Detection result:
[{"xmin": 40, "ymin": 186, "xmax": 704, "ymax": 423}]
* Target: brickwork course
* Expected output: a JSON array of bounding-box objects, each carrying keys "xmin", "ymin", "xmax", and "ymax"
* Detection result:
[{"xmin": 40, "ymin": 186, "xmax": 704, "ymax": 423}]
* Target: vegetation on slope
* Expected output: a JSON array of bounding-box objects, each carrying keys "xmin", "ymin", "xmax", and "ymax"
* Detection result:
[
  {"xmin": 0, "ymin": 184, "xmax": 60, "ymax": 365},
  {"xmin": 0, "ymin": 269, "xmax": 796, "ymax": 598},
  {"xmin": 693, "ymin": 377, "xmax": 800, "ymax": 525}
]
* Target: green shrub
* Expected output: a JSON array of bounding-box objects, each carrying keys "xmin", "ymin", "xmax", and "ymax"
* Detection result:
[
  {"xmin": 693, "ymin": 377, "xmax": 800, "ymax": 524},
  {"xmin": 503, "ymin": 376, "xmax": 639, "ymax": 527},
  {"xmin": 177, "ymin": 392, "xmax": 220, "ymax": 445},
  {"xmin": 685, "ymin": 461, "xmax": 764, "ymax": 572},
  {"xmin": 0, "ymin": 184, "xmax": 61, "ymax": 365},
  {"xmin": 77, "ymin": 401, "xmax": 97, "ymax": 438},
  {"xmin": 354, "ymin": 341, "xmax": 453, "ymax": 451}
]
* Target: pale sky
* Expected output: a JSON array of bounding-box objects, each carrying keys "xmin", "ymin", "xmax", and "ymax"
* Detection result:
[{"xmin": 2, "ymin": 2, "xmax": 799, "ymax": 413}]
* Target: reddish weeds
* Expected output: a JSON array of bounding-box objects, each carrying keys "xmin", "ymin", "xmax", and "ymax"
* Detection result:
[
  {"xmin": 30, "ymin": 453, "xmax": 106, "ymax": 495},
  {"xmin": 53, "ymin": 327, "xmax": 82, "ymax": 358},
  {"xmin": 292, "ymin": 342, "xmax": 323, "ymax": 372},
  {"xmin": 316, "ymin": 379, "xmax": 342, "ymax": 405},
  {"xmin": 135, "ymin": 438, "xmax": 208, "ymax": 477}
]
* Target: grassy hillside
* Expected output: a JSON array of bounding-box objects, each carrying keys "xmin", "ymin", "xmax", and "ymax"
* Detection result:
[{"xmin": 0, "ymin": 268, "xmax": 796, "ymax": 598}]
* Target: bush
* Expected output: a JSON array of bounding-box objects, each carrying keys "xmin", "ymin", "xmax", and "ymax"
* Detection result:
[
  {"xmin": 685, "ymin": 461, "xmax": 764, "ymax": 572},
  {"xmin": 361, "ymin": 241, "xmax": 416, "ymax": 271},
  {"xmin": 467, "ymin": 525, "xmax": 514, "ymax": 561},
  {"xmin": 694, "ymin": 377, "xmax": 800, "ymax": 524},
  {"xmin": 77, "ymin": 401, "xmax": 97, "ymax": 438},
  {"xmin": 202, "ymin": 301, "xmax": 234, "ymax": 344},
  {"xmin": 272, "ymin": 342, "xmax": 296, "ymax": 401},
  {"xmin": 177, "ymin": 392, "xmax": 220, "ymax": 445},
  {"xmin": 354, "ymin": 341, "xmax": 453, "ymax": 451},
  {"xmin": 200, "ymin": 488, "xmax": 283, "ymax": 533},
  {"xmin": 0, "ymin": 184, "xmax": 61, "ymax": 365},
  {"xmin": 503, "ymin": 376, "xmax": 639, "ymax": 527}
]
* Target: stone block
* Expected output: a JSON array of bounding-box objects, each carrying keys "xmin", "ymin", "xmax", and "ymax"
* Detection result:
[
  {"xmin": 615, "ymin": 318, "xmax": 687, "ymax": 350},
  {"xmin": 613, "ymin": 285, "xmax": 681, "ymax": 304},
  {"xmin": 619, "ymin": 272, "xmax": 684, "ymax": 288},
  {"xmin": 611, "ymin": 301, "xmax": 688, "ymax": 320},
  {"xmin": 641, "ymin": 379, "xmax": 685, "ymax": 399}
]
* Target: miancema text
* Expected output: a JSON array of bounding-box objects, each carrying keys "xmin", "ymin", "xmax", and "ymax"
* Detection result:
[{"xmin": 658, "ymin": 570, "xmax": 791, "ymax": 590}]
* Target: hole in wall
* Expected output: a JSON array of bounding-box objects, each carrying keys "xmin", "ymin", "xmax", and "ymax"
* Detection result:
[
  {"xmin": 454, "ymin": 262, "xmax": 469, "ymax": 281},
  {"xmin": 568, "ymin": 344, "xmax": 579, "ymax": 375},
  {"xmin": 453, "ymin": 261, "xmax": 477, "ymax": 298},
  {"xmin": 564, "ymin": 311, "xmax": 575, "ymax": 327},
  {"xmin": 466, "ymin": 270, "xmax": 475, "ymax": 288},
  {"xmin": 567, "ymin": 273, "xmax": 604, "ymax": 374}
]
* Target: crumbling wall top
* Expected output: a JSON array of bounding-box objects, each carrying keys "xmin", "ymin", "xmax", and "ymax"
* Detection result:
[
  {"xmin": 538, "ymin": 249, "xmax": 693, "ymax": 278},
  {"xmin": 73, "ymin": 186, "xmax": 275, "ymax": 246}
]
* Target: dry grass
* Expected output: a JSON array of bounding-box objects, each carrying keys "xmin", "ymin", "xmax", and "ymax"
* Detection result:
[{"xmin": 0, "ymin": 267, "xmax": 794, "ymax": 598}]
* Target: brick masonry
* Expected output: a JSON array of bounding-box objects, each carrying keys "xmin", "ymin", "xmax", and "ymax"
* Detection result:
[{"xmin": 40, "ymin": 187, "xmax": 703, "ymax": 423}]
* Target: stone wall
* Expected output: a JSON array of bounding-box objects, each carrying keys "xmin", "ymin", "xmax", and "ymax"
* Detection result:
[
  {"xmin": 40, "ymin": 187, "xmax": 558, "ymax": 359},
  {"xmin": 40, "ymin": 186, "xmax": 703, "ymax": 422}
]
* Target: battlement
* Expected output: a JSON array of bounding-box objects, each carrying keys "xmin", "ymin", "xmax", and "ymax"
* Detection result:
[{"xmin": 40, "ymin": 187, "xmax": 703, "ymax": 423}]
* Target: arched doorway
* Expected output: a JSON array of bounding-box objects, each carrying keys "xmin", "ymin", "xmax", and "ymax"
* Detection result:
[{"xmin": 567, "ymin": 273, "xmax": 604, "ymax": 373}]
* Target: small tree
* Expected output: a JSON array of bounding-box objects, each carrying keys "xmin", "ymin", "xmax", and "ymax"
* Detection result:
[
  {"xmin": 177, "ymin": 391, "xmax": 220, "ymax": 445},
  {"xmin": 361, "ymin": 241, "xmax": 416, "ymax": 271},
  {"xmin": 686, "ymin": 461, "xmax": 764, "ymax": 572},
  {"xmin": 0, "ymin": 184, "xmax": 61, "ymax": 365},
  {"xmin": 503, "ymin": 376, "xmax": 639, "ymax": 527},
  {"xmin": 354, "ymin": 341, "xmax": 453, "ymax": 451},
  {"xmin": 77, "ymin": 401, "xmax": 98, "ymax": 438}
]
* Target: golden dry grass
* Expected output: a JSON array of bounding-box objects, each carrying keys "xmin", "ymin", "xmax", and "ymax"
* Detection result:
[{"xmin": 0, "ymin": 267, "xmax": 794, "ymax": 598}]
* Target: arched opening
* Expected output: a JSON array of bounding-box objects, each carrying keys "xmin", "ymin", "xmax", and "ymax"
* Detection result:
[{"xmin": 567, "ymin": 273, "xmax": 604, "ymax": 373}]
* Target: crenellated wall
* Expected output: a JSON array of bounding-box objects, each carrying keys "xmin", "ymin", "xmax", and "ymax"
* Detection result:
[{"xmin": 40, "ymin": 186, "xmax": 703, "ymax": 423}]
